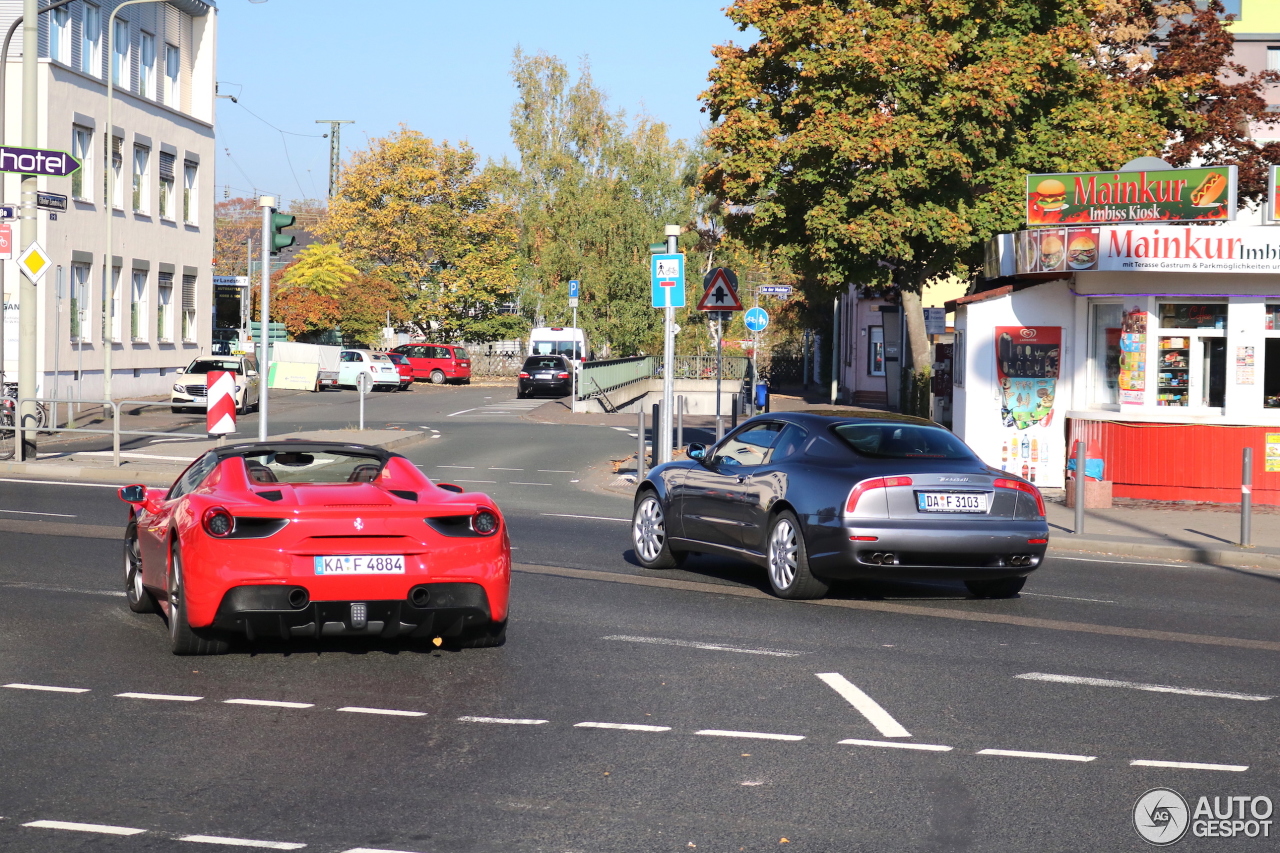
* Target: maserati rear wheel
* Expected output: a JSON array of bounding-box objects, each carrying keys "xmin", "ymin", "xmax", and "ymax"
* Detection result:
[
  {"xmin": 632, "ymin": 492, "xmax": 685, "ymax": 569},
  {"xmin": 766, "ymin": 511, "xmax": 829, "ymax": 600}
]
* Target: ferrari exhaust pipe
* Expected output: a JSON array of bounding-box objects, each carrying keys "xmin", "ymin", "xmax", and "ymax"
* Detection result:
[
  {"xmin": 288, "ymin": 588, "xmax": 309, "ymax": 609},
  {"xmin": 409, "ymin": 587, "xmax": 431, "ymax": 608}
]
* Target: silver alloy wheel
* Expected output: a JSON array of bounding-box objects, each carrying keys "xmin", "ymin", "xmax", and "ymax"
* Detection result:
[
  {"xmin": 768, "ymin": 518, "xmax": 799, "ymax": 591},
  {"xmin": 633, "ymin": 496, "xmax": 666, "ymax": 563},
  {"xmin": 126, "ymin": 532, "xmax": 144, "ymax": 600},
  {"xmin": 168, "ymin": 550, "xmax": 182, "ymax": 638}
]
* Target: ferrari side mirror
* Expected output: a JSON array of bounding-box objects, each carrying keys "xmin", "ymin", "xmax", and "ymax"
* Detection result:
[
  {"xmin": 119, "ymin": 484, "xmax": 147, "ymax": 504},
  {"xmin": 687, "ymin": 443, "xmax": 707, "ymax": 460}
]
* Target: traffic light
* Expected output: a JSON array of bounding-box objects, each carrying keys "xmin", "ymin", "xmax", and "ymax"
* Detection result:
[{"xmin": 270, "ymin": 210, "xmax": 296, "ymax": 254}]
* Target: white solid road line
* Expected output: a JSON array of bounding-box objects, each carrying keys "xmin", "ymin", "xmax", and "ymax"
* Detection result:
[
  {"xmin": 337, "ymin": 707, "xmax": 426, "ymax": 717},
  {"xmin": 611, "ymin": 426, "xmax": 630, "ymax": 431},
  {"xmin": 342, "ymin": 848, "xmax": 427, "ymax": 853},
  {"xmin": 0, "ymin": 477, "xmax": 122, "ymax": 489},
  {"xmin": 435, "ymin": 465, "xmax": 475, "ymax": 469},
  {"xmin": 446, "ymin": 408, "xmax": 478, "ymax": 416},
  {"xmin": 840, "ymin": 739, "xmax": 953, "ymax": 752},
  {"xmin": 509, "ymin": 482, "xmax": 553, "ymax": 486},
  {"xmin": 1021, "ymin": 592, "xmax": 1118, "ymax": 604},
  {"xmin": 604, "ymin": 635, "xmax": 804, "ymax": 657},
  {"xmin": 179, "ymin": 835, "xmax": 306, "ymax": 849},
  {"xmin": 1015, "ymin": 672, "xmax": 1273, "ymax": 701},
  {"xmin": 537, "ymin": 470, "xmax": 576, "ymax": 473},
  {"xmin": 488, "ymin": 467, "xmax": 523, "ymax": 471},
  {"xmin": 542, "ymin": 513, "xmax": 628, "ymax": 522},
  {"xmin": 696, "ymin": 729, "xmax": 806, "ymax": 742},
  {"xmin": 575, "ymin": 722, "xmax": 672, "ymax": 732},
  {"xmin": 816, "ymin": 673, "xmax": 912, "ymax": 739},
  {"xmin": 0, "ymin": 581, "xmax": 125, "ymax": 597},
  {"xmin": 224, "ymin": 699, "xmax": 315, "ymax": 709},
  {"xmin": 451, "ymin": 480, "xmax": 497, "ymax": 484},
  {"xmin": 977, "ymin": 749, "xmax": 1096, "ymax": 762},
  {"xmin": 23, "ymin": 820, "xmax": 146, "ymax": 835},
  {"xmin": 457, "ymin": 716, "xmax": 548, "ymax": 725},
  {"xmin": 116, "ymin": 692, "xmax": 203, "ymax": 702},
  {"xmin": 5, "ymin": 682, "xmax": 90, "ymax": 693},
  {"xmin": 1130, "ymin": 759, "xmax": 1249, "ymax": 772},
  {"xmin": 77, "ymin": 451, "xmax": 200, "ymax": 462},
  {"xmin": 0, "ymin": 508, "xmax": 76, "ymax": 517},
  {"xmin": 1051, "ymin": 555, "xmax": 1200, "ymax": 569}
]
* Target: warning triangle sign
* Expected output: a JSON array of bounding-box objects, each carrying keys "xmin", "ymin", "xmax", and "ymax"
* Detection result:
[{"xmin": 697, "ymin": 268, "xmax": 744, "ymax": 312}]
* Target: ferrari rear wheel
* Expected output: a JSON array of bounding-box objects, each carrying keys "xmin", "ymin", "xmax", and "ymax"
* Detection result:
[
  {"xmin": 632, "ymin": 492, "xmax": 685, "ymax": 569},
  {"xmin": 124, "ymin": 522, "xmax": 157, "ymax": 614},
  {"xmin": 766, "ymin": 511, "xmax": 829, "ymax": 600},
  {"xmin": 167, "ymin": 545, "xmax": 230, "ymax": 656}
]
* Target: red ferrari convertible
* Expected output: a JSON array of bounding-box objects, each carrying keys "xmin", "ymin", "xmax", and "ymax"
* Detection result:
[{"xmin": 119, "ymin": 441, "xmax": 510, "ymax": 655}]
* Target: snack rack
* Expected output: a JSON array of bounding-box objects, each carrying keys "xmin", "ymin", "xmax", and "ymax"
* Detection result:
[{"xmin": 1157, "ymin": 336, "xmax": 1189, "ymax": 406}]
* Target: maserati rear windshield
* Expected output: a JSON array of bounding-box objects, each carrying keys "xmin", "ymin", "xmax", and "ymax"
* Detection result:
[{"xmin": 833, "ymin": 423, "xmax": 975, "ymax": 460}]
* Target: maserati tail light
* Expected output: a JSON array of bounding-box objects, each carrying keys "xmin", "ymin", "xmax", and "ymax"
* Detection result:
[
  {"xmin": 844, "ymin": 476, "xmax": 913, "ymax": 515},
  {"xmin": 994, "ymin": 478, "xmax": 1047, "ymax": 516}
]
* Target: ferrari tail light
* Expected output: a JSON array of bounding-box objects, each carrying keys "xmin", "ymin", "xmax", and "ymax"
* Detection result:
[
  {"xmin": 844, "ymin": 476, "xmax": 913, "ymax": 515},
  {"xmin": 202, "ymin": 506, "xmax": 234, "ymax": 537},
  {"xmin": 471, "ymin": 509, "xmax": 499, "ymax": 535},
  {"xmin": 994, "ymin": 478, "xmax": 1047, "ymax": 516}
]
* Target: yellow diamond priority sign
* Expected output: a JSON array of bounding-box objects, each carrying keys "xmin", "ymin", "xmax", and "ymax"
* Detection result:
[{"xmin": 16, "ymin": 240, "xmax": 51, "ymax": 283}]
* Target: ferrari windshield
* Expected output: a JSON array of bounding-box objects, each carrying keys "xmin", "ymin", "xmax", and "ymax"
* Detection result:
[
  {"xmin": 238, "ymin": 449, "xmax": 385, "ymax": 484},
  {"xmin": 832, "ymin": 423, "xmax": 975, "ymax": 460}
]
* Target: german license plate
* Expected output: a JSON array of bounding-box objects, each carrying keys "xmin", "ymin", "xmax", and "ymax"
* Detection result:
[
  {"xmin": 917, "ymin": 492, "xmax": 987, "ymax": 513},
  {"xmin": 192, "ymin": 396, "xmax": 207, "ymax": 405},
  {"xmin": 313, "ymin": 555, "xmax": 405, "ymax": 574}
]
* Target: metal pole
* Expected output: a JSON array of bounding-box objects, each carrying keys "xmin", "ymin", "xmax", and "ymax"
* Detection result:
[
  {"xmin": 258, "ymin": 195, "xmax": 274, "ymax": 441},
  {"xmin": 1241, "ymin": 446, "xmax": 1253, "ymax": 547},
  {"xmin": 731, "ymin": 393, "xmax": 738, "ymax": 430},
  {"xmin": 16, "ymin": 0, "xmax": 39, "ymax": 461},
  {"xmin": 359, "ymin": 374, "xmax": 366, "ymax": 430},
  {"xmin": 570, "ymin": 302, "xmax": 577, "ymax": 412},
  {"xmin": 802, "ymin": 330, "xmax": 810, "ymax": 387},
  {"xmin": 1073, "ymin": 439, "xmax": 1086, "ymax": 535},
  {"xmin": 652, "ymin": 402, "xmax": 661, "ymax": 468},
  {"xmin": 315, "ymin": 120, "xmax": 354, "ymax": 199},
  {"xmin": 715, "ymin": 313, "xmax": 723, "ymax": 431},
  {"xmin": 660, "ymin": 225, "xmax": 679, "ymax": 464},
  {"xmin": 830, "ymin": 295, "xmax": 840, "ymax": 404},
  {"xmin": 636, "ymin": 407, "xmax": 646, "ymax": 481},
  {"xmin": 53, "ymin": 266, "xmax": 61, "ymax": 417},
  {"xmin": 676, "ymin": 395, "xmax": 683, "ymax": 451}
]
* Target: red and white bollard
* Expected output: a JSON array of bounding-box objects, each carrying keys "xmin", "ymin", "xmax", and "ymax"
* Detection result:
[{"xmin": 206, "ymin": 370, "xmax": 237, "ymax": 437}]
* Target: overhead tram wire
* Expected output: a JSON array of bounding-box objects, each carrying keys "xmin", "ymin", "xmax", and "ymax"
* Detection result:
[{"xmin": 229, "ymin": 100, "xmax": 324, "ymax": 203}]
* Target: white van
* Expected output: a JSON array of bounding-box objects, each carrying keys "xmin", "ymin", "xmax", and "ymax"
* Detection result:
[{"xmin": 529, "ymin": 327, "xmax": 589, "ymax": 364}]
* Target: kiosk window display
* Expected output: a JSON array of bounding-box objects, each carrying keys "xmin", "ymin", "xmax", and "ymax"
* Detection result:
[
  {"xmin": 1156, "ymin": 301, "xmax": 1226, "ymax": 409},
  {"xmin": 1267, "ymin": 304, "xmax": 1280, "ymax": 409}
]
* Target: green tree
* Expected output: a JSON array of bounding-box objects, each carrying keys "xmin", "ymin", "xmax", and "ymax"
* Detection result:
[
  {"xmin": 281, "ymin": 243, "xmax": 358, "ymax": 298},
  {"xmin": 319, "ymin": 128, "xmax": 519, "ymax": 342},
  {"xmin": 701, "ymin": 0, "xmax": 1184, "ymax": 411},
  {"xmin": 504, "ymin": 51, "xmax": 696, "ymax": 356}
]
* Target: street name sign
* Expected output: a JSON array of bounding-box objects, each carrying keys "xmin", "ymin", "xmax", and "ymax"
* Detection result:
[
  {"xmin": 697, "ymin": 267, "xmax": 744, "ymax": 311},
  {"xmin": 16, "ymin": 240, "xmax": 52, "ymax": 283},
  {"xmin": 36, "ymin": 191, "xmax": 68, "ymax": 212},
  {"xmin": 651, "ymin": 253, "xmax": 685, "ymax": 308},
  {"xmin": 0, "ymin": 146, "xmax": 81, "ymax": 177},
  {"xmin": 759, "ymin": 284, "xmax": 792, "ymax": 296},
  {"xmin": 744, "ymin": 306, "xmax": 770, "ymax": 332},
  {"xmin": 0, "ymin": 204, "xmax": 14, "ymax": 220}
]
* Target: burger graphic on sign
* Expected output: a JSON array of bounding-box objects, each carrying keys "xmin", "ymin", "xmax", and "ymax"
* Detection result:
[
  {"xmin": 1035, "ymin": 179, "xmax": 1067, "ymax": 211},
  {"xmin": 1067, "ymin": 231, "xmax": 1098, "ymax": 270}
]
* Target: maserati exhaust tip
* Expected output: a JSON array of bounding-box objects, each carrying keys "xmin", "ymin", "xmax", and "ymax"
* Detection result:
[{"xmin": 287, "ymin": 588, "xmax": 309, "ymax": 609}]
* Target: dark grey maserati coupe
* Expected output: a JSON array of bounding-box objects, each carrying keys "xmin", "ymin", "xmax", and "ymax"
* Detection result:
[{"xmin": 631, "ymin": 411, "xmax": 1049, "ymax": 600}]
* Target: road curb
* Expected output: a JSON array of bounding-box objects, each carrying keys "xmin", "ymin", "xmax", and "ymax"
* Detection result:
[{"xmin": 1047, "ymin": 539, "xmax": 1280, "ymax": 571}]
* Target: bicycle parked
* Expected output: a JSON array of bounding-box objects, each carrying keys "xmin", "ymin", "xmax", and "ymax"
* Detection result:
[{"xmin": 0, "ymin": 382, "xmax": 50, "ymax": 460}]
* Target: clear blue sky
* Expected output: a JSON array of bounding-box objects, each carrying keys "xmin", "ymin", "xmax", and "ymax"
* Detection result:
[{"xmin": 214, "ymin": 0, "xmax": 749, "ymax": 207}]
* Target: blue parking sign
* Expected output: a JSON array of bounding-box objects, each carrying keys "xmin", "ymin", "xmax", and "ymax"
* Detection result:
[
  {"xmin": 650, "ymin": 253, "xmax": 685, "ymax": 308},
  {"xmin": 569, "ymin": 280, "xmax": 580, "ymax": 298}
]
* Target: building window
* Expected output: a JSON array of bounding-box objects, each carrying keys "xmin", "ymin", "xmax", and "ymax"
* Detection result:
[
  {"xmin": 71, "ymin": 126, "xmax": 92, "ymax": 201},
  {"xmin": 157, "ymin": 272, "xmax": 173, "ymax": 341},
  {"xmin": 868, "ymin": 326, "xmax": 886, "ymax": 376},
  {"xmin": 1156, "ymin": 302, "xmax": 1226, "ymax": 408},
  {"xmin": 106, "ymin": 134, "xmax": 122, "ymax": 208},
  {"xmin": 1089, "ymin": 303, "xmax": 1124, "ymax": 407},
  {"xmin": 111, "ymin": 18, "xmax": 129, "ymax": 88},
  {"xmin": 164, "ymin": 44, "xmax": 180, "ymax": 107},
  {"xmin": 109, "ymin": 266, "xmax": 122, "ymax": 342},
  {"xmin": 81, "ymin": 4, "xmax": 101, "ymax": 77},
  {"xmin": 49, "ymin": 6, "xmax": 70, "ymax": 63},
  {"xmin": 183, "ymin": 160, "xmax": 197, "ymax": 224},
  {"xmin": 182, "ymin": 274, "xmax": 197, "ymax": 341},
  {"xmin": 70, "ymin": 263, "xmax": 91, "ymax": 343},
  {"xmin": 158, "ymin": 152, "xmax": 175, "ymax": 219},
  {"xmin": 139, "ymin": 32, "xmax": 156, "ymax": 99},
  {"xmin": 132, "ymin": 145, "xmax": 149, "ymax": 213},
  {"xmin": 131, "ymin": 270, "xmax": 147, "ymax": 341}
]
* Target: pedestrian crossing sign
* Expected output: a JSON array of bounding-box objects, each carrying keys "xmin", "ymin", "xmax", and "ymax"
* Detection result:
[{"xmin": 16, "ymin": 240, "xmax": 51, "ymax": 283}]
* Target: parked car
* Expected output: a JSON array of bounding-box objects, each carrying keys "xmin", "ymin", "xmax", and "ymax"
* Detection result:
[
  {"xmin": 384, "ymin": 351, "xmax": 414, "ymax": 391},
  {"xmin": 338, "ymin": 350, "xmax": 401, "ymax": 391},
  {"xmin": 517, "ymin": 355, "xmax": 572, "ymax": 399},
  {"xmin": 391, "ymin": 343, "xmax": 472, "ymax": 384},
  {"xmin": 171, "ymin": 356, "xmax": 261, "ymax": 414},
  {"xmin": 118, "ymin": 441, "xmax": 509, "ymax": 654},
  {"xmin": 631, "ymin": 411, "xmax": 1048, "ymax": 600}
]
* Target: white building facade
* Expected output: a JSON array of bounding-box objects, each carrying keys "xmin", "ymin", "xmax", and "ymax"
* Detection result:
[{"xmin": 1, "ymin": 0, "xmax": 216, "ymax": 401}]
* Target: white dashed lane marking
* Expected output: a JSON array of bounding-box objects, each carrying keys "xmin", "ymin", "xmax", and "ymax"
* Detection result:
[
  {"xmin": 575, "ymin": 722, "xmax": 671, "ymax": 732},
  {"xmin": 0, "ymin": 508, "xmax": 76, "ymax": 517},
  {"xmin": 816, "ymin": 673, "xmax": 912, "ymax": 739},
  {"xmin": 224, "ymin": 699, "xmax": 315, "ymax": 709},
  {"xmin": 337, "ymin": 707, "xmax": 426, "ymax": 717},
  {"xmin": 537, "ymin": 470, "xmax": 576, "ymax": 473},
  {"xmin": 1015, "ymin": 672, "xmax": 1273, "ymax": 701},
  {"xmin": 115, "ymin": 692, "xmax": 203, "ymax": 702},
  {"xmin": 23, "ymin": 820, "xmax": 146, "ymax": 835},
  {"xmin": 458, "ymin": 716, "xmax": 548, "ymax": 725},
  {"xmin": 1021, "ymin": 592, "xmax": 1117, "ymax": 604},
  {"xmin": 542, "ymin": 513, "xmax": 628, "ymax": 523},
  {"xmin": 509, "ymin": 482, "xmax": 552, "ymax": 486},
  {"xmin": 840, "ymin": 739, "xmax": 953, "ymax": 752},
  {"xmin": 178, "ymin": 835, "xmax": 306, "ymax": 849},
  {"xmin": 604, "ymin": 635, "xmax": 803, "ymax": 657},
  {"xmin": 696, "ymin": 729, "xmax": 806, "ymax": 742},
  {"xmin": 977, "ymin": 749, "xmax": 1096, "ymax": 763},
  {"xmin": 1131, "ymin": 760, "xmax": 1249, "ymax": 772},
  {"xmin": 4, "ymin": 682, "xmax": 90, "ymax": 693}
]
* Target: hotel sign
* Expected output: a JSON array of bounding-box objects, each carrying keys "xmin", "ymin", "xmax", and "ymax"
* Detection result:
[
  {"xmin": 1013, "ymin": 224, "xmax": 1280, "ymax": 275},
  {"xmin": 1026, "ymin": 166, "xmax": 1237, "ymax": 227}
]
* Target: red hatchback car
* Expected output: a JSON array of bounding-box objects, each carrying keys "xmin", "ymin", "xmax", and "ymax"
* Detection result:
[
  {"xmin": 391, "ymin": 343, "xmax": 472, "ymax": 384},
  {"xmin": 383, "ymin": 351, "xmax": 414, "ymax": 391},
  {"xmin": 118, "ymin": 441, "xmax": 510, "ymax": 654}
]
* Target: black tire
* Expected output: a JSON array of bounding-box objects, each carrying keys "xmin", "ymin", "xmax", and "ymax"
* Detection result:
[
  {"xmin": 171, "ymin": 406, "xmax": 184, "ymax": 414},
  {"xmin": 516, "ymin": 389, "xmax": 526, "ymax": 399},
  {"xmin": 429, "ymin": 369, "xmax": 447, "ymax": 385},
  {"xmin": 631, "ymin": 491, "xmax": 686, "ymax": 569},
  {"xmin": 449, "ymin": 620, "xmax": 507, "ymax": 649},
  {"xmin": 765, "ymin": 510, "xmax": 829, "ymax": 600},
  {"xmin": 124, "ymin": 521, "xmax": 158, "ymax": 614},
  {"xmin": 167, "ymin": 545, "xmax": 230, "ymax": 656},
  {"xmin": 965, "ymin": 576, "xmax": 1026, "ymax": 598}
]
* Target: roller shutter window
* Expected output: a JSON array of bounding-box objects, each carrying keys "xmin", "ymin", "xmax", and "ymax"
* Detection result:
[
  {"xmin": 158, "ymin": 272, "xmax": 174, "ymax": 341},
  {"xmin": 182, "ymin": 274, "xmax": 197, "ymax": 341},
  {"xmin": 159, "ymin": 152, "xmax": 175, "ymax": 219}
]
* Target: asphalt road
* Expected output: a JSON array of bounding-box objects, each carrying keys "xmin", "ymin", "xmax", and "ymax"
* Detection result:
[{"xmin": 1, "ymin": 386, "xmax": 1278, "ymax": 851}]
